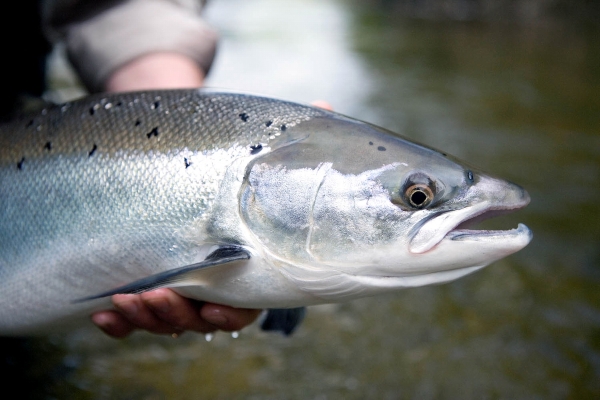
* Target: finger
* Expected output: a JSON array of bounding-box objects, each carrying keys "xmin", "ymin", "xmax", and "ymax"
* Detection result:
[
  {"xmin": 112, "ymin": 293, "xmax": 179, "ymax": 335},
  {"xmin": 311, "ymin": 100, "xmax": 333, "ymax": 111},
  {"xmin": 91, "ymin": 310, "xmax": 137, "ymax": 338},
  {"xmin": 200, "ymin": 303, "xmax": 262, "ymax": 332},
  {"xmin": 140, "ymin": 289, "xmax": 218, "ymax": 333}
]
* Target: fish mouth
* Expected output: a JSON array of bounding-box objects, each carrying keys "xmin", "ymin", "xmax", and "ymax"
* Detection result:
[{"xmin": 409, "ymin": 180, "xmax": 532, "ymax": 254}]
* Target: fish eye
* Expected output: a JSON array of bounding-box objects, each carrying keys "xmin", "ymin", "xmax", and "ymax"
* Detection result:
[
  {"xmin": 387, "ymin": 171, "xmax": 437, "ymax": 209},
  {"xmin": 405, "ymin": 184, "xmax": 434, "ymax": 209}
]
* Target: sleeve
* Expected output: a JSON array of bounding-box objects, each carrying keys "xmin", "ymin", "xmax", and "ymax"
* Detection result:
[{"xmin": 44, "ymin": 0, "xmax": 218, "ymax": 92}]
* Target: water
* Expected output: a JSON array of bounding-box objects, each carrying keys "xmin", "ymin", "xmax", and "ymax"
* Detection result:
[{"xmin": 6, "ymin": 0, "xmax": 600, "ymax": 398}]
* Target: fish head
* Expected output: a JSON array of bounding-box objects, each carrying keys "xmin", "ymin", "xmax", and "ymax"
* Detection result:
[{"xmin": 240, "ymin": 115, "xmax": 532, "ymax": 294}]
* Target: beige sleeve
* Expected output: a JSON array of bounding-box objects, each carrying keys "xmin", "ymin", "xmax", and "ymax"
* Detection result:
[{"xmin": 45, "ymin": 0, "xmax": 218, "ymax": 92}]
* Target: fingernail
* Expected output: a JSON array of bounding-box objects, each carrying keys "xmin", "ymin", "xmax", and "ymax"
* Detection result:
[{"xmin": 146, "ymin": 298, "xmax": 170, "ymax": 314}]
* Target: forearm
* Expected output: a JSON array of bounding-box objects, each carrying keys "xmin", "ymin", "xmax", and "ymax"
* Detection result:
[{"xmin": 104, "ymin": 52, "xmax": 205, "ymax": 92}]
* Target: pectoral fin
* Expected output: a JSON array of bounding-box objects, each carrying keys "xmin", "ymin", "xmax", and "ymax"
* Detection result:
[
  {"xmin": 74, "ymin": 246, "xmax": 250, "ymax": 303},
  {"xmin": 260, "ymin": 307, "xmax": 307, "ymax": 336}
]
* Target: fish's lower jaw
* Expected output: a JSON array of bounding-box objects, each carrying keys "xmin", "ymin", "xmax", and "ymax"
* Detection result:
[
  {"xmin": 442, "ymin": 223, "xmax": 533, "ymax": 265},
  {"xmin": 406, "ymin": 223, "xmax": 532, "ymax": 275},
  {"xmin": 408, "ymin": 224, "xmax": 532, "ymax": 256},
  {"xmin": 447, "ymin": 223, "xmax": 532, "ymax": 246}
]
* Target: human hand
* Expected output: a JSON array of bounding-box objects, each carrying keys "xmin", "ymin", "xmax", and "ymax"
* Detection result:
[
  {"xmin": 92, "ymin": 289, "xmax": 261, "ymax": 338},
  {"xmin": 311, "ymin": 100, "xmax": 333, "ymax": 111}
]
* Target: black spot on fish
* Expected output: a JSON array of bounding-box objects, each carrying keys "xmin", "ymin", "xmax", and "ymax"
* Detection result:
[
  {"xmin": 250, "ymin": 144, "xmax": 263, "ymax": 155},
  {"xmin": 26, "ymin": 119, "xmax": 34, "ymax": 128},
  {"xmin": 369, "ymin": 141, "xmax": 373, "ymax": 145},
  {"xmin": 239, "ymin": 113, "xmax": 249, "ymax": 122},
  {"xmin": 467, "ymin": 170, "xmax": 474, "ymax": 183},
  {"xmin": 147, "ymin": 127, "xmax": 159, "ymax": 139},
  {"xmin": 281, "ymin": 124, "xmax": 287, "ymax": 131},
  {"xmin": 17, "ymin": 157, "xmax": 24, "ymax": 170},
  {"xmin": 44, "ymin": 142, "xmax": 52, "ymax": 151},
  {"xmin": 116, "ymin": 101, "xmax": 123, "ymax": 107},
  {"xmin": 135, "ymin": 119, "xmax": 141, "ymax": 127},
  {"xmin": 152, "ymin": 101, "xmax": 160, "ymax": 110},
  {"xmin": 442, "ymin": 153, "xmax": 447, "ymax": 157},
  {"xmin": 377, "ymin": 146, "xmax": 386, "ymax": 151},
  {"xmin": 88, "ymin": 144, "xmax": 97, "ymax": 157},
  {"xmin": 265, "ymin": 120, "xmax": 272, "ymax": 127},
  {"xmin": 184, "ymin": 158, "xmax": 192, "ymax": 168},
  {"xmin": 89, "ymin": 107, "xmax": 95, "ymax": 116}
]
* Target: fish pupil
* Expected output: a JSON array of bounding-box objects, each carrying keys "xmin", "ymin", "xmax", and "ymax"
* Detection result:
[{"xmin": 410, "ymin": 190, "xmax": 428, "ymax": 207}]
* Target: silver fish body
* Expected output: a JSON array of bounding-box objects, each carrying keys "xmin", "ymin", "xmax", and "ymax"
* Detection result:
[{"xmin": 0, "ymin": 89, "xmax": 532, "ymax": 335}]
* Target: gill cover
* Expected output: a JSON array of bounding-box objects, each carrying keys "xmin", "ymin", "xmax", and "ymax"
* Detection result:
[{"xmin": 240, "ymin": 116, "xmax": 474, "ymax": 271}]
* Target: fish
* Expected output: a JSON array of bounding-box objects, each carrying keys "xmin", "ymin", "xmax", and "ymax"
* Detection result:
[{"xmin": 0, "ymin": 89, "xmax": 532, "ymax": 336}]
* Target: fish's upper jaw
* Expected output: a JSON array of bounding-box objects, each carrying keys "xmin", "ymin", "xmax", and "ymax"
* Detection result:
[{"xmin": 408, "ymin": 174, "xmax": 532, "ymax": 256}]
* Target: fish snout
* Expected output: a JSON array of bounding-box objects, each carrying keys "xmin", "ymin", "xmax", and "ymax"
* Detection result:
[{"xmin": 475, "ymin": 173, "xmax": 530, "ymax": 210}]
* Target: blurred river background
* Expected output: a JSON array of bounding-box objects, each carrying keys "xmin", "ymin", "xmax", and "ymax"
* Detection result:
[{"xmin": 3, "ymin": 0, "xmax": 600, "ymax": 398}]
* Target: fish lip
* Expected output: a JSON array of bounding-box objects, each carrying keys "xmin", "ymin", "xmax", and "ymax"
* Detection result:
[
  {"xmin": 409, "ymin": 191, "xmax": 531, "ymax": 254},
  {"xmin": 447, "ymin": 222, "xmax": 533, "ymax": 242}
]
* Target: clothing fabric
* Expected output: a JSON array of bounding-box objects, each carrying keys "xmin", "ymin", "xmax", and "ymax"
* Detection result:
[{"xmin": 44, "ymin": 0, "xmax": 218, "ymax": 92}]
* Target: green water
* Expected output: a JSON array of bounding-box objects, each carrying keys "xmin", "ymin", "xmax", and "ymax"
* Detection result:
[{"xmin": 4, "ymin": 1, "xmax": 600, "ymax": 398}]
